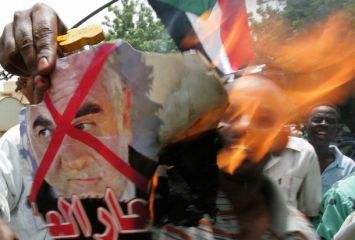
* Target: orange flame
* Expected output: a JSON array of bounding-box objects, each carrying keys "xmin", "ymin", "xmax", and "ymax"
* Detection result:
[
  {"xmin": 279, "ymin": 11, "xmax": 355, "ymax": 118},
  {"xmin": 217, "ymin": 78, "xmax": 290, "ymax": 174},
  {"xmin": 217, "ymin": 10, "xmax": 355, "ymax": 174}
]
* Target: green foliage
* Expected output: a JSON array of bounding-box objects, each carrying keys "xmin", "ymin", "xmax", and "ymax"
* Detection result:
[
  {"xmin": 281, "ymin": 0, "xmax": 355, "ymax": 29},
  {"xmin": 249, "ymin": 0, "xmax": 355, "ymax": 134},
  {"xmin": 249, "ymin": 0, "xmax": 355, "ymax": 62},
  {"xmin": 251, "ymin": 0, "xmax": 355, "ymax": 35},
  {"xmin": 102, "ymin": 0, "xmax": 178, "ymax": 53}
]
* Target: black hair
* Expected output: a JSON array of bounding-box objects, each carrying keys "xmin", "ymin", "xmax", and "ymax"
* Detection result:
[{"xmin": 307, "ymin": 102, "xmax": 341, "ymax": 122}]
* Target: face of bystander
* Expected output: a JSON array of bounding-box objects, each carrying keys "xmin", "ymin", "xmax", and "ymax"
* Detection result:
[{"xmin": 305, "ymin": 105, "xmax": 339, "ymax": 149}]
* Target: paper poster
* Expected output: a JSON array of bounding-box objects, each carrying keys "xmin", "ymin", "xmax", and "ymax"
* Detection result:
[{"xmin": 20, "ymin": 40, "xmax": 228, "ymax": 239}]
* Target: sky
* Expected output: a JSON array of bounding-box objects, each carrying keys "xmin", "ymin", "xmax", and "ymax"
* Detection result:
[
  {"xmin": 0, "ymin": 0, "xmax": 116, "ymax": 32},
  {"xmin": 0, "ymin": 0, "xmax": 262, "ymax": 41},
  {"xmin": 0, "ymin": 0, "xmax": 262, "ymax": 90}
]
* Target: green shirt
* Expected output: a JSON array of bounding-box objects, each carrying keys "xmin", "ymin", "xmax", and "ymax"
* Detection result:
[{"xmin": 314, "ymin": 173, "xmax": 355, "ymax": 240}]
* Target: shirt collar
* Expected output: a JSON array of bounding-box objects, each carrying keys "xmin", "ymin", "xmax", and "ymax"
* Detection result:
[{"xmin": 328, "ymin": 145, "xmax": 343, "ymax": 168}]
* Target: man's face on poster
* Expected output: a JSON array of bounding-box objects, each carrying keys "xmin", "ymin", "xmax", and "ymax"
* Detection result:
[{"xmin": 27, "ymin": 71, "xmax": 131, "ymax": 199}]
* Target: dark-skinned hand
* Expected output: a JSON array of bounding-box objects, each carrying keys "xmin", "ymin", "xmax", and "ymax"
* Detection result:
[{"xmin": 0, "ymin": 3, "xmax": 67, "ymax": 103}]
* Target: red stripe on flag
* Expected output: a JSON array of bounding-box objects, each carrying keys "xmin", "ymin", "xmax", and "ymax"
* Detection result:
[{"xmin": 218, "ymin": 0, "xmax": 255, "ymax": 70}]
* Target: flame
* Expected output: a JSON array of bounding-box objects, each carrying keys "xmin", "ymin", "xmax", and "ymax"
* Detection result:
[
  {"xmin": 149, "ymin": 172, "xmax": 159, "ymax": 223},
  {"xmin": 263, "ymin": 11, "xmax": 355, "ymax": 111},
  {"xmin": 217, "ymin": 10, "xmax": 355, "ymax": 174},
  {"xmin": 217, "ymin": 80, "xmax": 290, "ymax": 174}
]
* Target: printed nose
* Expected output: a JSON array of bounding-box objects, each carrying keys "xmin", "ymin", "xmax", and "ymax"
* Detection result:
[
  {"xmin": 60, "ymin": 144, "xmax": 94, "ymax": 170},
  {"xmin": 61, "ymin": 155, "xmax": 92, "ymax": 170}
]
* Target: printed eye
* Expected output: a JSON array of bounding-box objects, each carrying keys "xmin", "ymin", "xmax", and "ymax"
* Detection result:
[
  {"xmin": 37, "ymin": 128, "xmax": 53, "ymax": 138},
  {"xmin": 74, "ymin": 122, "xmax": 94, "ymax": 131}
]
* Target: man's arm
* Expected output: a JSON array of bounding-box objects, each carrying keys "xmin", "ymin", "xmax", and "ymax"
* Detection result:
[
  {"xmin": 0, "ymin": 125, "xmax": 23, "ymax": 221},
  {"xmin": 0, "ymin": 126, "xmax": 24, "ymax": 239}
]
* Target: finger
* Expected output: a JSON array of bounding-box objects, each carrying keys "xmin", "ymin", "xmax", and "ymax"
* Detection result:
[
  {"xmin": 33, "ymin": 75, "xmax": 50, "ymax": 103},
  {"xmin": 31, "ymin": 3, "xmax": 65, "ymax": 75},
  {"xmin": 13, "ymin": 9, "xmax": 37, "ymax": 75},
  {"xmin": 0, "ymin": 23, "xmax": 27, "ymax": 76}
]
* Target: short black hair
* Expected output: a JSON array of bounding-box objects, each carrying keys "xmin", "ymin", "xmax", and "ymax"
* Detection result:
[{"xmin": 307, "ymin": 103, "xmax": 341, "ymax": 121}]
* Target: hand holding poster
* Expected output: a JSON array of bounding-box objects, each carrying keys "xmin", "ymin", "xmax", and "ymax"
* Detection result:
[{"xmin": 20, "ymin": 40, "xmax": 228, "ymax": 239}]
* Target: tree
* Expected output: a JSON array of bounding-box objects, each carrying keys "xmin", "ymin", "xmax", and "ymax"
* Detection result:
[
  {"xmin": 251, "ymin": 0, "xmax": 355, "ymax": 33},
  {"xmin": 249, "ymin": 0, "xmax": 355, "ymax": 134},
  {"xmin": 102, "ymin": 0, "xmax": 178, "ymax": 53}
]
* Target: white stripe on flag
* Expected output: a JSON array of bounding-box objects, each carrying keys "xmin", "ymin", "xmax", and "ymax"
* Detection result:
[{"xmin": 186, "ymin": 2, "xmax": 233, "ymax": 74}]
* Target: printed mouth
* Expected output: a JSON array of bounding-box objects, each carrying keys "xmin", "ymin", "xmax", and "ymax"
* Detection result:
[{"xmin": 68, "ymin": 177, "xmax": 101, "ymax": 185}]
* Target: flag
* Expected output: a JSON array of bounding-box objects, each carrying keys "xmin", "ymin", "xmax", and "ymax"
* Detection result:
[{"xmin": 148, "ymin": 0, "xmax": 255, "ymax": 74}]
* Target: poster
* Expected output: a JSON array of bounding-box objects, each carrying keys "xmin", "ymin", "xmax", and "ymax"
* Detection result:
[{"xmin": 20, "ymin": 40, "xmax": 228, "ymax": 239}]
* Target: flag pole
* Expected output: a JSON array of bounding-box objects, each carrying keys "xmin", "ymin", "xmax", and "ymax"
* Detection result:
[{"xmin": 71, "ymin": 0, "xmax": 119, "ymax": 29}]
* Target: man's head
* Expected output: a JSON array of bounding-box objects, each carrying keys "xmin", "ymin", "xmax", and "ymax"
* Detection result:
[
  {"xmin": 26, "ymin": 51, "xmax": 132, "ymax": 199},
  {"xmin": 305, "ymin": 104, "xmax": 340, "ymax": 149},
  {"xmin": 217, "ymin": 75, "xmax": 290, "ymax": 175}
]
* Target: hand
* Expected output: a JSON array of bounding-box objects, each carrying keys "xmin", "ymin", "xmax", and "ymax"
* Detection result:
[
  {"xmin": 0, "ymin": 219, "xmax": 17, "ymax": 240},
  {"xmin": 0, "ymin": 3, "xmax": 67, "ymax": 102}
]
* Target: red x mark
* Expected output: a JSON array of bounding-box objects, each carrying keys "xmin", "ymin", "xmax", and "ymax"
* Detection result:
[{"xmin": 29, "ymin": 43, "xmax": 149, "ymax": 203}]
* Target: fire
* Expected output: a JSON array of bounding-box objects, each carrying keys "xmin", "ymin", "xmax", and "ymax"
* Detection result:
[
  {"xmin": 269, "ymin": 11, "xmax": 355, "ymax": 113},
  {"xmin": 217, "ymin": 76, "xmax": 291, "ymax": 174},
  {"xmin": 217, "ymin": 10, "xmax": 355, "ymax": 174}
]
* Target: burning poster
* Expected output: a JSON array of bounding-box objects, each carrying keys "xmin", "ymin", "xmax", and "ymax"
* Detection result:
[{"xmin": 19, "ymin": 40, "xmax": 228, "ymax": 239}]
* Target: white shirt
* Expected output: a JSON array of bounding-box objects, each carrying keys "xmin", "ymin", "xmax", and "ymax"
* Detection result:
[
  {"xmin": 264, "ymin": 136, "xmax": 321, "ymax": 217},
  {"xmin": 334, "ymin": 211, "xmax": 355, "ymax": 240},
  {"xmin": 0, "ymin": 124, "xmax": 50, "ymax": 239}
]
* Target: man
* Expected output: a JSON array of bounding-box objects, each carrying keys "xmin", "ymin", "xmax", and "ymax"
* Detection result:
[
  {"xmin": 0, "ymin": 19, "xmax": 228, "ymax": 239},
  {"xmin": 305, "ymin": 104, "xmax": 355, "ymax": 195},
  {"xmin": 0, "ymin": 3, "xmax": 317, "ymax": 240},
  {"xmin": 264, "ymin": 136, "xmax": 321, "ymax": 218},
  {"xmin": 154, "ymin": 75, "xmax": 318, "ymax": 239},
  {"xmin": 214, "ymin": 75, "xmax": 317, "ymax": 240}
]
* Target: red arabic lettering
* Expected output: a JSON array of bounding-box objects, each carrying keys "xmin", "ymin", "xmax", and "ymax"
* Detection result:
[
  {"xmin": 71, "ymin": 195, "xmax": 92, "ymax": 237},
  {"xmin": 93, "ymin": 208, "xmax": 118, "ymax": 240},
  {"xmin": 105, "ymin": 188, "xmax": 148, "ymax": 233},
  {"xmin": 42, "ymin": 188, "xmax": 148, "ymax": 239},
  {"xmin": 46, "ymin": 197, "xmax": 80, "ymax": 238}
]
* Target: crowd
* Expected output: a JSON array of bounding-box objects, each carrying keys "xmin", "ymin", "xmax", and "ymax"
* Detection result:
[{"xmin": 0, "ymin": 3, "xmax": 354, "ymax": 240}]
